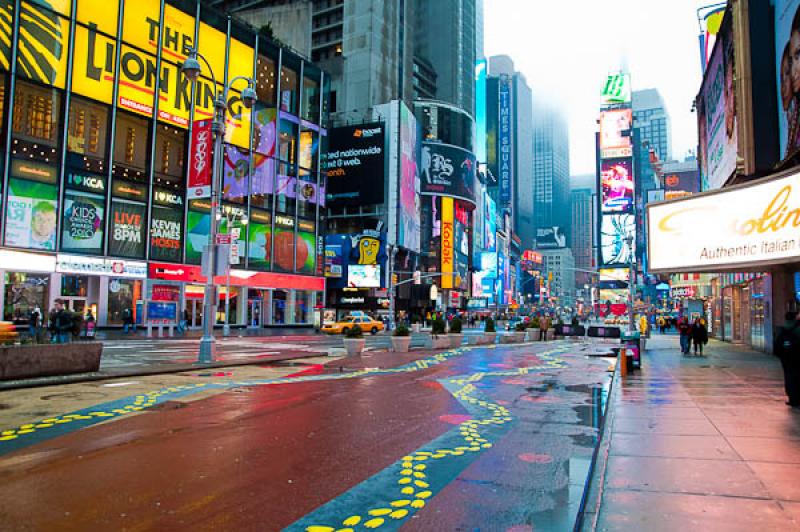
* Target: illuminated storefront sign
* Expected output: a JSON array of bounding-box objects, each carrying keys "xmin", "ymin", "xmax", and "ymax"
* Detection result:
[
  {"xmin": 56, "ymin": 254, "xmax": 147, "ymax": 278},
  {"xmin": 648, "ymin": 170, "xmax": 800, "ymax": 272},
  {"xmin": 441, "ymin": 197, "xmax": 455, "ymax": 288}
]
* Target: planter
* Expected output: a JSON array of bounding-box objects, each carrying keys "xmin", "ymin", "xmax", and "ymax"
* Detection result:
[
  {"xmin": 513, "ymin": 332, "xmax": 526, "ymax": 343},
  {"xmin": 391, "ymin": 336, "xmax": 412, "ymax": 353},
  {"xmin": 431, "ymin": 335, "xmax": 450, "ymax": 349},
  {"xmin": 343, "ymin": 338, "xmax": 366, "ymax": 356},
  {"xmin": 527, "ymin": 328, "xmax": 541, "ymax": 341},
  {"xmin": 449, "ymin": 334, "xmax": 464, "ymax": 348},
  {"xmin": 0, "ymin": 342, "xmax": 103, "ymax": 380},
  {"xmin": 412, "ymin": 323, "xmax": 421, "ymax": 333},
  {"xmin": 500, "ymin": 333, "xmax": 516, "ymax": 344},
  {"xmin": 546, "ymin": 329, "xmax": 555, "ymax": 341},
  {"xmin": 483, "ymin": 332, "xmax": 497, "ymax": 345}
]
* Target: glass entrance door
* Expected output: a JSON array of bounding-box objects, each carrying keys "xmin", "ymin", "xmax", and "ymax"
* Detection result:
[
  {"xmin": 248, "ymin": 299, "xmax": 263, "ymax": 327},
  {"xmin": 63, "ymin": 297, "xmax": 87, "ymax": 314},
  {"xmin": 188, "ymin": 299, "xmax": 203, "ymax": 328}
]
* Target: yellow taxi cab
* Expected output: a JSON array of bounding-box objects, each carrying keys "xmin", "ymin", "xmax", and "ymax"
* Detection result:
[
  {"xmin": 321, "ymin": 315, "xmax": 385, "ymax": 335},
  {"xmin": 0, "ymin": 321, "xmax": 19, "ymax": 344}
]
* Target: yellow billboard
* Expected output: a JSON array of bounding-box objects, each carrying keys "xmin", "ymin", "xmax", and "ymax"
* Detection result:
[{"xmin": 441, "ymin": 197, "xmax": 454, "ymax": 289}]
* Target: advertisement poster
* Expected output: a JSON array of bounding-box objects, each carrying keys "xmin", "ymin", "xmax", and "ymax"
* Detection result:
[
  {"xmin": 600, "ymin": 72, "xmax": 632, "ymax": 106},
  {"xmin": 185, "ymin": 207, "xmax": 210, "ymax": 264},
  {"xmin": 324, "ymin": 122, "xmax": 385, "ymax": 205},
  {"xmin": 600, "ymin": 158, "xmax": 634, "ymax": 212},
  {"xmin": 348, "ymin": 264, "xmax": 380, "ymax": 288},
  {"xmin": 272, "ymin": 228, "xmax": 298, "ymax": 272},
  {"xmin": 296, "ymin": 231, "xmax": 316, "ymax": 274},
  {"xmin": 485, "ymin": 195, "xmax": 497, "ymax": 251},
  {"xmin": 247, "ymin": 221, "xmax": 271, "ymax": 270},
  {"xmin": 599, "ymin": 109, "xmax": 633, "ymax": 158},
  {"xmin": 536, "ymin": 226, "xmax": 567, "ymax": 249},
  {"xmin": 663, "ymin": 170, "xmax": 700, "ymax": 200},
  {"xmin": 441, "ymin": 197, "xmax": 455, "ymax": 288},
  {"xmin": 498, "ymin": 76, "xmax": 513, "ymax": 203},
  {"xmin": 150, "ymin": 206, "xmax": 182, "ymax": 262},
  {"xmin": 109, "ymin": 201, "xmax": 146, "ymax": 258},
  {"xmin": 420, "ymin": 143, "xmax": 477, "ymax": 204},
  {"xmin": 600, "ymin": 214, "xmax": 636, "ymax": 266},
  {"xmin": 397, "ymin": 103, "xmax": 421, "ymax": 253},
  {"xmin": 4, "ymin": 178, "xmax": 58, "ymax": 250},
  {"xmin": 252, "ymin": 105, "xmax": 277, "ymax": 195},
  {"xmin": 775, "ymin": 0, "xmax": 800, "ymax": 159},
  {"xmin": 188, "ymin": 119, "xmax": 213, "ymax": 198},
  {"xmin": 61, "ymin": 191, "xmax": 104, "ymax": 253},
  {"xmin": 324, "ymin": 234, "xmax": 348, "ymax": 279},
  {"xmin": 698, "ymin": 25, "xmax": 737, "ymax": 190},
  {"xmin": 299, "ymin": 130, "xmax": 319, "ymax": 173},
  {"xmin": 222, "ymin": 144, "xmax": 249, "ymax": 200}
]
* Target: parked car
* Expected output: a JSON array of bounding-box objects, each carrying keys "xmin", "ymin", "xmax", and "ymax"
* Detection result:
[{"xmin": 321, "ymin": 315, "xmax": 385, "ymax": 335}]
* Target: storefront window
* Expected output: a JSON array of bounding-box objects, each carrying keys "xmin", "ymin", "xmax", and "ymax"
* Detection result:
[
  {"xmin": 62, "ymin": 275, "xmax": 88, "ymax": 297},
  {"xmin": 751, "ymin": 278, "xmax": 766, "ymax": 351},
  {"xmin": 107, "ymin": 278, "xmax": 142, "ymax": 325},
  {"xmin": 67, "ymin": 97, "xmax": 108, "ymax": 173},
  {"xmin": 154, "ymin": 123, "xmax": 185, "ymax": 189},
  {"xmin": 3, "ymin": 272, "xmax": 49, "ymax": 322},
  {"xmin": 112, "ymin": 111, "xmax": 149, "ymax": 182},
  {"xmin": 217, "ymin": 286, "xmax": 240, "ymax": 325},
  {"xmin": 272, "ymin": 289, "xmax": 287, "ymax": 324},
  {"xmin": 295, "ymin": 290, "xmax": 311, "ymax": 324}
]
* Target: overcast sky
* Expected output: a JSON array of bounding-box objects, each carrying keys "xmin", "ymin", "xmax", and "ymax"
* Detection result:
[{"xmin": 484, "ymin": 0, "xmax": 712, "ymax": 177}]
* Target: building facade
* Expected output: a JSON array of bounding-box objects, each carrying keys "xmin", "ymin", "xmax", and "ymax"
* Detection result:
[
  {"xmin": 532, "ymin": 100, "xmax": 570, "ymax": 246},
  {"xmin": 570, "ymin": 188, "xmax": 594, "ymax": 289},
  {"xmin": 0, "ymin": 0, "xmax": 328, "ymax": 329},
  {"xmin": 540, "ymin": 248, "xmax": 575, "ymax": 308}
]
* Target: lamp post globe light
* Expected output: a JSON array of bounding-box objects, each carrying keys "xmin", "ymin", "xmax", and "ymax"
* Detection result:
[{"xmin": 181, "ymin": 49, "xmax": 256, "ymax": 363}]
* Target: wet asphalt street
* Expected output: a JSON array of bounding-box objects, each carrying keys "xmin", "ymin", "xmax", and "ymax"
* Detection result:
[{"xmin": 0, "ymin": 340, "xmax": 613, "ymax": 531}]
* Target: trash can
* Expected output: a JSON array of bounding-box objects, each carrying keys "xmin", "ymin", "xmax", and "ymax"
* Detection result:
[{"xmin": 622, "ymin": 331, "xmax": 642, "ymax": 370}]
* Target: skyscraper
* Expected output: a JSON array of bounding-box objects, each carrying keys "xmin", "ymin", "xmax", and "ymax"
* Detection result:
[
  {"xmin": 570, "ymin": 187, "xmax": 594, "ymax": 289},
  {"xmin": 633, "ymin": 88, "xmax": 671, "ymax": 192},
  {"xmin": 533, "ymin": 101, "xmax": 570, "ymax": 246}
]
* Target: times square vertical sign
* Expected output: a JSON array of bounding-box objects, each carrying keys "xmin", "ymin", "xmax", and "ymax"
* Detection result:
[{"xmin": 498, "ymin": 76, "xmax": 513, "ymax": 204}]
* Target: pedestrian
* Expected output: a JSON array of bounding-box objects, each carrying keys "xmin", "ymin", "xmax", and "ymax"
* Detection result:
[
  {"xmin": 773, "ymin": 311, "xmax": 800, "ymax": 408},
  {"xmin": 540, "ymin": 315, "xmax": 550, "ymax": 341},
  {"xmin": 677, "ymin": 316, "xmax": 691, "ymax": 354},
  {"xmin": 49, "ymin": 300, "xmax": 72, "ymax": 344},
  {"xmin": 84, "ymin": 309, "xmax": 96, "ymax": 339},
  {"xmin": 28, "ymin": 308, "xmax": 40, "ymax": 343},
  {"xmin": 122, "ymin": 306, "xmax": 135, "ymax": 334},
  {"xmin": 691, "ymin": 317, "xmax": 708, "ymax": 356},
  {"xmin": 178, "ymin": 308, "xmax": 189, "ymax": 334},
  {"xmin": 657, "ymin": 316, "xmax": 665, "ymax": 334}
]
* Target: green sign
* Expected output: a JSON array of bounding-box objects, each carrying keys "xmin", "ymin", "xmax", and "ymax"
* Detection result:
[{"xmin": 601, "ymin": 72, "xmax": 631, "ymax": 106}]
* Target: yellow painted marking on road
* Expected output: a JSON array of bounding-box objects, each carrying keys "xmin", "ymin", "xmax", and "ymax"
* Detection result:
[
  {"xmin": 342, "ymin": 516, "xmax": 361, "ymax": 526},
  {"xmin": 0, "ymin": 435, "xmax": 17, "ymax": 441},
  {"xmin": 390, "ymin": 500, "xmax": 411, "ymax": 507},
  {"xmin": 389, "ymin": 509, "xmax": 408, "ymax": 519},
  {"xmin": 363, "ymin": 517, "xmax": 384, "ymax": 529}
]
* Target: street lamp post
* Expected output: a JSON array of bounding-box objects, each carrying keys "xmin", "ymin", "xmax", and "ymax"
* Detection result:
[{"xmin": 181, "ymin": 49, "xmax": 256, "ymax": 363}]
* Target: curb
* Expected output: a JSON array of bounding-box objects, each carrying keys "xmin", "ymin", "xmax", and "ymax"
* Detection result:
[{"xmin": 0, "ymin": 352, "xmax": 319, "ymax": 391}]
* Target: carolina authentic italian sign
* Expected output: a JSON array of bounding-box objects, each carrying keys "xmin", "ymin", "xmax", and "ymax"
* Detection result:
[{"xmin": 648, "ymin": 170, "xmax": 800, "ymax": 272}]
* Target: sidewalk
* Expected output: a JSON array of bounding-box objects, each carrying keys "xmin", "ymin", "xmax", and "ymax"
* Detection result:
[{"xmin": 585, "ymin": 334, "xmax": 800, "ymax": 531}]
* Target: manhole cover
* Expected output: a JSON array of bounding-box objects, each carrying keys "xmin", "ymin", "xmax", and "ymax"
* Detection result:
[{"xmin": 41, "ymin": 391, "xmax": 106, "ymax": 401}]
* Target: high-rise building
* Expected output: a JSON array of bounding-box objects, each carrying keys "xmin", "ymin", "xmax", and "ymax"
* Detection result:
[
  {"xmin": 414, "ymin": 0, "xmax": 477, "ymax": 115},
  {"xmin": 570, "ymin": 188, "xmax": 594, "ymax": 289},
  {"xmin": 541, "ymin": 248, "xmax": 576, "ymax": 306},
  {"xmin": 632, "ymin": 88, "xmax": 671, "ymax": 192},
  {"xmin": 486, "ymin": 56, "xmax": 533, "ymax": 247},
  {"xmin": 533, "ymin": 101, "xmax": 570, "ymax": 246}
]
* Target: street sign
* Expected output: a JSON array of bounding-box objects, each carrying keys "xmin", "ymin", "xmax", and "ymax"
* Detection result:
[{"xmin": 215, "ymin": 234, "xmax": 232, "ymax": 245}]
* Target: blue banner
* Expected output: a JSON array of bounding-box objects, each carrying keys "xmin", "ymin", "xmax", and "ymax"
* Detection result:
[{"xmin": 498, "ymin": 77, "xmax": 513, "ymax": 204}]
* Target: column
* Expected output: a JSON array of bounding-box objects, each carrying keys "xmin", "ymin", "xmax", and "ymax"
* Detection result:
[{"xmin": 287, "ymin": 290, "xmax": 296, "ymax": 325}]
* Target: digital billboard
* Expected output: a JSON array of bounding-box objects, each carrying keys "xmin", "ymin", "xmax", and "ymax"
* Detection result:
[
  {"xmin": 324, "ymin": 122, "xmax": 385, "ymax": 205},
  {"xmin": 4, "ymin": 165, "xmax": 58, "ymax": 251},
  {"xmin": 498, "ymin": 76, "xmax": 513, "ymax": 203},
  {"xmin": 600, "ymin": 214, "xmax": 636, "ymax": 266},
  {"xmin": 536, "ymin": 226, "xmax": 567, "ymax": 249},
  {"xmin": 61, "ymin": 191, "xmax": 104, "ymax": 254},
  {"xmin": 348, "ymin": 265, "xmax": 381, "ymax": 288},
  {"xmin": 420, "ymin": 143, "xmax": 477, "ymax": 204},
  {"xmin": 475, "ymin": 59, "xmax": 488, "ymax": 165},
  {"xmin": 599, "ymin": 109, "xmax": 633, "ymax": 158},
  {"xmin": 484, "ymin": 194, "xmax": 497, "ymax": 251},
  {"xmin": 697, "ymin": 20, "xmax": 737, "ymax": 190},
  {"xmin": 441, "ymin": 197, "xmax": 455, "ymax": 288},
  {"xmin": 775, "ymin": 0, "xmax": 800, "ymax": 160},
  {"xmin": 108, "ymin": 200, "xmax": 146, "ymax": 258},
  {"xmin": 397, "ymin": 103, "xmax": 421, "ymax": 253},
  {"xmin": 663, "ymin": 170, "xmax": 700, "ymax": 200},
  {"xmin": 600, "ymin": 158, "xmax": 634, "ymax": 212},
  {"xmin": 600, "ymin": 72, "xmax": 631, "ymax": 106}
]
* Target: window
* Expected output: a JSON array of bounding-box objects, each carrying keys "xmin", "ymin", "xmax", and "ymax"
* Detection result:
[
  {"xmin": 153, "ymin": 124, "xmax": 185, "ymax": 189},
  {"xmin": 301, "ymin": 73, "xmax": 320, "ymax": 124},
  {"xmin": 279, "ymin": 64, "xmax": 299, "ymax": 115},
  {"xmin": 112, "ymin": 112, "xmax": 149, "ymax": 182},
  {"xmin": 11, "ymin": 80, "xmax": 61, "ymax": 163},
  {"xmin": 256, "ymin": 53, "xmax": 277, "ymax": 106},
  {"xmin": 66, "ymin": 98, "xmax": 109, "ymax": 173}
]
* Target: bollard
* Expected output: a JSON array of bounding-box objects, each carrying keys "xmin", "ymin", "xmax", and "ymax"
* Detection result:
[{"xmin": 619, "ymin": 347, "xmax": 628, "ymax": 377}]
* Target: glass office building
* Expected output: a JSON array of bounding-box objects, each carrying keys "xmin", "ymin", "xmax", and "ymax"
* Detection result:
[{"xmin": 0, "ymin": 0, "xmax": 329, "ymax": 328}]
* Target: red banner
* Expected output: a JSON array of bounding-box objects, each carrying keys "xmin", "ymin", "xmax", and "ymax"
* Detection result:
[{"xmin": 188, "ymin": 120, "xmax": 213, "ymax": 199}]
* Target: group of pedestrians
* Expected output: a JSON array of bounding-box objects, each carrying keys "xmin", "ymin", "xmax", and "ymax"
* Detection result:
[
  {"xmin": 25, "ymin": 299, "xmax": 97, "ymax": 344},
  {"xmin": 677, "ymin": 315, "xmax": 708, "ymax": 356}
]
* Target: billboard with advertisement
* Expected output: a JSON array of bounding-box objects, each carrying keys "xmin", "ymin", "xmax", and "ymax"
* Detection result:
[
  {"xmin": 600, "ymin": 72, "xmax": 632, "ymax": 106},
  {"xmin": 108, "ymin": 201, "xmax": 146, "ymax": 258},
  {"xmin": 775, "ymin": 0, "xmax": 800, "ymax": 160},
  {"xmin": 663, "ymin": 170, "xmax": 700, "ymax": 200},
  {"xmin": 150, "ymin": 206, "xmax": 182, "ymax": 262},
  {"xmin": 697, "ymin": 22, "xmax": 738, "ymax": 190},
  {"xmin": 324, "ymin": 122, "xmax": 385, "ymax": 205},
  {"xmin": 348, "ymin": 265, "xmax": 381, "ymax": 288},
  {"xmin": 185, "ymin": 204, "xmax": 210, "ymax": 264},
  {"xmin": 648, "ymin": 169, "xmax": 800, "ymax": 272},
  {"xmin": 4, "ymin": 162, "xmax": 59, "ymax": 251},
  {"xmin": 536, "ymin": 226, "xmax": 567, "ymax": 249},
  {"xmin": 441, "ymin": 197, "xmax": 455, "ymax": 288},
  {"xmin": 481, "ymin": 252, "xmax": 498, "ymax": 278},
  {"xmin": 61, "ymin": 191, "xmax": 104, "ymax": 254},
  {"xmin": 599, "ymin": 109, "xmax": 633, "ymax": 158},
  {"xmin": 246, "ymin": 213, "xmax": 272, "ymax": 271},
  {"xmin": 700, "ymin": 7, "xmax": 726, "ymax": 73},
  {"xmin": 484, "ymin": 194, "xmax": 497, "ymax": 251},
  {"xmin": 324, "ymin": 234, "xmax": 348, "ymax": 279},
  {"xmin": 600, "ymin": 158, "xmax": 634, "ymax": 212},
  {"xmin": 600, "ymin": 214, "xmax": 636, "ymax": 266},
  {"xmin": 188, "ymin": 119, "xmax": 213, "ymax": 198},
  {"xmin": 475, "ymin": 59, "xmax": 487, "ymax": 165},
  {"xmin": 498, "ymin": 76, "xmax": 513, "ymax": 203},
  {"xmin": 397, "ymin": 103, "xmax": 421, "ymax": 253},
  {"xmin": 420, "ymin": 143, "xmax": 477, "ymax": 204}
]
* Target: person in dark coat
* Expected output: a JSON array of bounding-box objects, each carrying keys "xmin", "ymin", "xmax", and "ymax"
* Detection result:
[
  {"xmin": 691, "ymin": 317, "xmax": 708, "ymax": 356},
  {"xmin": 677, "ymin": 316, "xmax": 691, "ymax": 354},
  {"xmin": 774, "ymin": 311, "xmax": 800, "ymax": 408}
]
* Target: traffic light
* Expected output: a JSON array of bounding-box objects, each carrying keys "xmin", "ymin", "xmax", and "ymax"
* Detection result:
[{"xmin": 391, "ymin": 273, "xmax": 398, "ymax": 285}]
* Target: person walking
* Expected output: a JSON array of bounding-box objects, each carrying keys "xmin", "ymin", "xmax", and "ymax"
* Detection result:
[
  {"xmin": 122, "ymin": 306, "xmax": 134, "ymax": 334},
  {"xmin": 774, "ymin": 311, "xmax": 800, "ymax": 408},
  {"xmin": 28, "ymin": 308, "xmax": 40, "ymax": 343},
  {"xmin": 49, "ymin": 300, "xmax": 72, "ymax": 344},
  {"xmin": 691, "ymin": 317, "xmax": 708, "ymax": 356},
  {"xmin": 677, "ymin": 316, "xmax": 691, "ymax": 354},
  {"xmin": 84, "ymin": 309, "xmax": 96, "ymax": 339}
]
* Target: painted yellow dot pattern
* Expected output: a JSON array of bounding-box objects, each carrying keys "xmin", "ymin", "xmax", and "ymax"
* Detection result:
[{"xmin": 0, "ymin": 383, "xmax": 207, "ymax": 442}]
